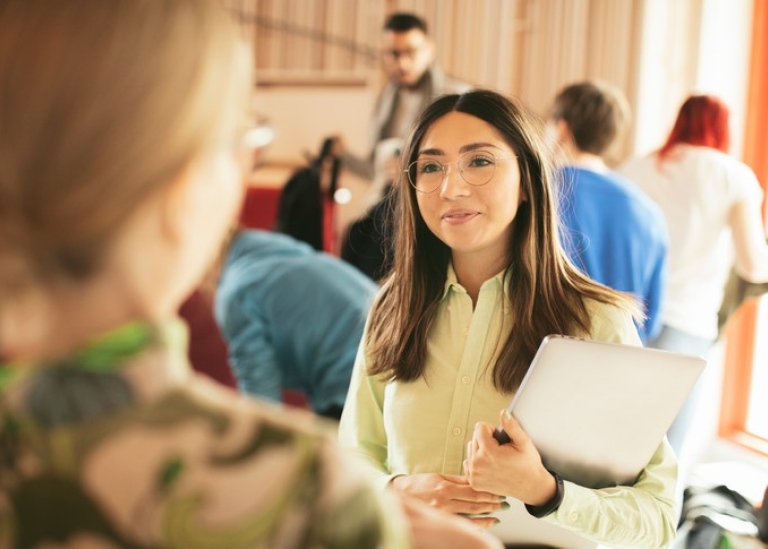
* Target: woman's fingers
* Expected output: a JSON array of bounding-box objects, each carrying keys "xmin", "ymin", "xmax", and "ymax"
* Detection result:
[
  {"xmin": 401, "ymin": 498, "xmax": 504, "ymax": 548},
  {"xmin": 497, "ymin": 408, "xmax": 531, "ymax": 447},
  {"xmin": 463, "ymin": 514, "xmax": 502, "ymax": 530}
]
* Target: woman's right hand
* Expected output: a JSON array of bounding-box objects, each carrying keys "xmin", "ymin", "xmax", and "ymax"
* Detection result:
[
  {"xmin": 399, "ymin": 496, "xmax": 504, "ymax": 549},
  {"xmin": 391, "ymin": 473, "xmax": 504, "ymax": 528}
]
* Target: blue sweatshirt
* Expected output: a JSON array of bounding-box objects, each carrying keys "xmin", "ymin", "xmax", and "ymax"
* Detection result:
[
  {"xmin": 557, "ymin": 166, "xmax": 669, "ymax": 342},
  {"xmin": 215, "ymin": 230, "xmax": 377, "ymax": 413}
]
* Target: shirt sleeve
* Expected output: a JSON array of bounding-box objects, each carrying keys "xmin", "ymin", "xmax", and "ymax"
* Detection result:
[
  {"xmin": 585, "ymin": 299, "xmax": 643, "ymax": 347},
  {"xmin": 337, "ymin": 328, "xmax": 399, "ymax": 491},
  {"xmin": 728, "ymin": 160, "xmax": 764, "ymax": 206},
  {"xmin": 542, "ymin": 439, "xmax": 678, "ymax": 548},
  {"xmin": 216, "ymin": 286, "xmax": 283, "ymax": 403},
  {"xmin": 548, "ymin": 300, "xmax": 678, "ymax": 548}
]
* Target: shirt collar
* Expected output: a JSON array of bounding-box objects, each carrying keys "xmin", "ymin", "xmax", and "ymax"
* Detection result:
[
  {"xmin": 0, "ymin": 318, "xmax": 191, "ymax": 396},
  {"xmin": 441, "ymin": 263, "xmax": 511, "ymax": 301}
]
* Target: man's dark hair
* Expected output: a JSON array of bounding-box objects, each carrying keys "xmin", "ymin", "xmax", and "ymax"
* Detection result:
[{"xmin": 383, "ymin": 12, "xmax": 428, "ymax": 34}]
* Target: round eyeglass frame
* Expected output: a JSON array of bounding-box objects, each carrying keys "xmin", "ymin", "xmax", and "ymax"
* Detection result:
[{"xmin": 404, "ymin": 152, "xmax": 516, "ymax": 193}]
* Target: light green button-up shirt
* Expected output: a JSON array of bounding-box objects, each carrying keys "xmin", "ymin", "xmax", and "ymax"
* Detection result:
[{"xmin": 339, "ymin": 267, "xmax": 678, "ymax": 548}]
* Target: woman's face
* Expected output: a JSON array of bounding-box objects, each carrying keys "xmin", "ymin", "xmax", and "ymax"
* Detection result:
[
  {"xmin": 414, "ymin": 111, "xmax": 524, "ymax": 267},
  {"xmin": 167, "ymin": 126, "xmax": 249, "ymax": 310}
]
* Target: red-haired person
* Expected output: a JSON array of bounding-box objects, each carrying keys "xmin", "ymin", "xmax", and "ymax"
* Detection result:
[{"xmin": 618, "ymin": 94, "xmax": 768, "ymax": 455}]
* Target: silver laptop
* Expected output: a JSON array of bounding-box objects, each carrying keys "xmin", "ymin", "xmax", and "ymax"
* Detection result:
[{"xmin": 489, "ymin": 334, "xmax": 707, "ymax": 547}]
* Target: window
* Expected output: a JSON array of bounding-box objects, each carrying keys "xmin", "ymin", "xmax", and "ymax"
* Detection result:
[
  {"xmin": 721, "ymin": 297, "xmax": 768, "ymax": 456},
  {"xmin": 719, "ymin": 0, "xmax": 768, "ymax": 457},
  {"xmin": 746, "ymin": 301, "xmax": 768, "ymax": 439}
]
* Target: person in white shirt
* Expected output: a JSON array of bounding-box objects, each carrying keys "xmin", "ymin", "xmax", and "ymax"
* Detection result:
[{"xmin": 618, "ymin": 94, "xmax": 768, "ymax": 455}]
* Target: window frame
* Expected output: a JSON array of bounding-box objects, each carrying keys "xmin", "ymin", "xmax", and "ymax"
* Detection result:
[
  {"xmin": 719, "ymin": 0, "xmax": 768, "ymax": 457},
  {"xmin": 720, "ymin": 298, "xmax": 768, "ymax": 456}
]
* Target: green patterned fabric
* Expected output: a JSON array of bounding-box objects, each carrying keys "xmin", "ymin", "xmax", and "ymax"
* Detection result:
[
  {"xmin": 0, "ymin": 319, "xmax": 409, "ymax": 548},
  {"xmin": 0, "ymin": 322, "xmax": 155, "ymax": 390}
]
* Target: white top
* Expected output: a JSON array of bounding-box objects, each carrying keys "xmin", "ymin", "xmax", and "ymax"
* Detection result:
[{"xmin": 618, "ymin": 145, "xmax": 763, "ymax": 339}]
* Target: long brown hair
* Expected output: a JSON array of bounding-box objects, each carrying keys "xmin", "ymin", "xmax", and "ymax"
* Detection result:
[{"xmin": 366, "ymin": 90, "xmax": 640, "ymax": 392}]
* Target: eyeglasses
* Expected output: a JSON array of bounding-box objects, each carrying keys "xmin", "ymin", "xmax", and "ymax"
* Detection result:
[
  {"xmin": 382, "ymin": 46, "xmax": 424, "ymax": 61},
  {"xmin": 236, "ymin": 117, "xmax": 275, "ymax": 174},
  {"xmin": 405, "ymin": 151, "xmax": 516, "ymax": 193}
]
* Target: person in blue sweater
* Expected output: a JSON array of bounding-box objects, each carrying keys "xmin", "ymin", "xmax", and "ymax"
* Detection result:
[
  {"xmin": 549, "ymin": 81, "xmax": 669, "ymax": 343},
  {"xmin": 214, "ymin": 228, "xmax": 378, "ymax": 419}
]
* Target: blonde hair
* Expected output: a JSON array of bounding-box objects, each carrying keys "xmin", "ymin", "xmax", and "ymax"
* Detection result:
[{"xmin": 0, "ymin": 0, "xmax": 252, "ymax": 297}]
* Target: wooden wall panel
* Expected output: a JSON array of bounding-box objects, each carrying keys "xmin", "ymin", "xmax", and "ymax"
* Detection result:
[
  {"xmin": 236, "ymin": 0, "xmax": 645, "ymax": 107},
  {"xmin": 229, "ymin": 0, "xmax": 749, "ymax": 167}
]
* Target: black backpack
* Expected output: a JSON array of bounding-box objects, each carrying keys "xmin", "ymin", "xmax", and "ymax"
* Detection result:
[
  {"xmin": 274, "ymin": 138, "xmax": 340, "ymax": 252},
  {"xmin": 681, "ymin": 484, "xmax": 762, "ymax": 548},
  {"xmin": 273, "ymin": 164, "xmax": 323, "ymax": 251}
]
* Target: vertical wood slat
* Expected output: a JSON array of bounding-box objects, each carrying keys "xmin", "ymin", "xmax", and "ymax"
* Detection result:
[
  {"xmin": 496, "ymin": 0, "xmax": 508, "ymax": 88},
  {"xmin": 435, "ymin": 0, "xmax": 457, "ymax": 78},
  {"xmin": 326, "ymin": 0, "xmax": 339, "ymax": 71},
  {"xmin": 506, "ymin": 0, "xmax": 529, "ymax": 96},
  {"xmin": 297, "ymin": 0, "xmax": 313, "ymax": 71},
  {"xmin": 254, "ymin": 0, "xmax": 269, "ymax": 73},
  {"xmin": 314, "ymin": 0, "xmax": 327, "ymax": 71},
  {"xmin": 273, "ymin": 1, "xmax": 286, "ymax": 72}
]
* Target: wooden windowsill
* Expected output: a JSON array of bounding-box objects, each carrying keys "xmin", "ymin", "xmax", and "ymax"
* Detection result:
[{"xmin": 255, "ymin": 73, "xmax": 372, "ymax": 88}]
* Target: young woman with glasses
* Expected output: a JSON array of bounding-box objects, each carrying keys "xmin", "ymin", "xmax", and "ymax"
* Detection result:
[{"xmin": 339, "ymin": 89, "xmax": 678, "ymax": 548}]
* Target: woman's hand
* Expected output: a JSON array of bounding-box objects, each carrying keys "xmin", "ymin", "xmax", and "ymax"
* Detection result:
[
  {"xmin": 399, "ymin": 497, "xmax": 504, "ymax": 549},
  {"xmin": 391, "ymin": 473, "xmax": 504, "ymax": 527},
  {"xmin": 465, "ymin": 409, "xmax": 557, "ymax": 507}
]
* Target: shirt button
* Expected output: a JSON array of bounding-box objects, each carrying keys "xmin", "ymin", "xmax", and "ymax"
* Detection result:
[
  {"xmin": 462, "ymin": 325, "xmax": 470, "ymax": 335},
  {"xmin": 569, "ymin": 512, "xmax": 579, "ymax": 523},
  {"xmin": 452, "ymin": 427, "xmax": 461, "ymax": 436},
  {"xmin": 461, "ymin": 376, "xmax": 471, "ymax": 385}
]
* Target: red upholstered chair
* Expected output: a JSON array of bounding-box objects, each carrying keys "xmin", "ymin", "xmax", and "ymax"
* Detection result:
[
  {"xmin": 179, "ymin": 290, "xmax": 310, "ymax": 410},
  {"xmin": 178, "ymin": 289, "xmax": 237, "ymax": 389},
  {"xmin": 239, "ymin": 186, "xmax": 282, "ymax": 230}
]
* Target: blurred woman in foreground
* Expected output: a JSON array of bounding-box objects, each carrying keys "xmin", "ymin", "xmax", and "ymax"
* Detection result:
[{"xmin": 0, "ymin": 1, "xmax": 500, "ymax": 547}]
